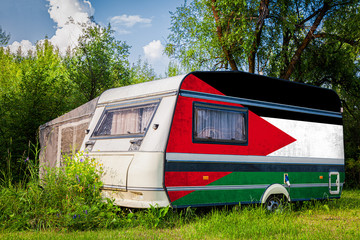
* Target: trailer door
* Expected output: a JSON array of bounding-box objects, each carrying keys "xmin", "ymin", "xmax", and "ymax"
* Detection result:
[{"xmin": 329, "ymin": 171, "xmax": 340, "ymax": 195}]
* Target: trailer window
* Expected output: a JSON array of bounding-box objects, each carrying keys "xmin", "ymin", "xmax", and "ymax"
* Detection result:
[
  {"xmin": 193, "ymin": 103, "xmax": 247, "ymax": 144},
  {"xmin": 92, "ymin": 102, "xmax": 158, "ymax": 138}
]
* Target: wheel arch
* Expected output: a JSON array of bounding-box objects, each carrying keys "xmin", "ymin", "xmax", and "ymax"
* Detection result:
[{"xmin": 261, "ymin": 183, "xmax": 290, "ymax": 204}]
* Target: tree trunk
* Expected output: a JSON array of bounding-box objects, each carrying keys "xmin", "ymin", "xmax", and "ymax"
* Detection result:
[
  {"xmin": 281, "ymin": 1, "xmax": 330, "ymax": 80},
  {"xmin": 211, "ymin": 0, "xmax": 238, "ymax": 71},
  {"xmin": 280, "ymin": 30, "xmax": 291, "ymax": 77},
  {"xmin": 248, "ymin": 0, "xmax": 269, "ymax": 73}
]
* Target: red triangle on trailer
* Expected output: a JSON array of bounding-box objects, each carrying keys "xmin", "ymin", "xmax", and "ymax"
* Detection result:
[
  {"xmin": 167, "ymin": 191, "xmax": 194, "ymax": 203},
  {"xmin": 167, "ymin": 74, "xmax": 296, "ymax": 156},
  {"xmin": 165, "ymin": 171, "xmax": 232, "ymax": 202},
  {"xmin": 181, "ymin": 74, "xmax": 225, "ymax": 95}
]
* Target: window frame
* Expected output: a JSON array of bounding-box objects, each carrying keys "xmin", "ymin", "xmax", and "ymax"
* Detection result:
[
  {"xmin": 192, "ymin": 102, "xmax": 248, "ymax": 145},
  {"xmin": 90, "ymin": 100, "xmax": 160, "ymax": 140}
]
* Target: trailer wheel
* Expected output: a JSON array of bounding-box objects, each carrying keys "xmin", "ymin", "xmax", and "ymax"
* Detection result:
[{"xmin": 265, "ymin": 194, "xmax": 286, "ymax": 212}]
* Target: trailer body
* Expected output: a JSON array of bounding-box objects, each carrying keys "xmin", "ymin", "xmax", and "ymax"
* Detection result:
[{"xmin": 40, "ymin": 71, "xmax": 344, "ymax": 208}]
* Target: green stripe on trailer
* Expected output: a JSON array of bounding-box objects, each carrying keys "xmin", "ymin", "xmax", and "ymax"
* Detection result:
[
  {"xmin": 172, "ymin": 189, "xmax": 265, "ymax": 207},
  {"xmin": 170, "ymin": 171, "xmax": 344, "ymax": 207},
  {"xmin": 207, "ymin": 171, "xmax": 344, "ymax": 186}
]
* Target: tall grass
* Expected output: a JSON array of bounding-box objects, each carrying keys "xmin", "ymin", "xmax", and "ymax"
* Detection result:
[
  {"xmin": 1, "ymin": 190, "xmax": 359, "ymax": 239},
  {"xmin": 0, "ymin": 146, "xmax": 359, "ymax": 239},
  {"xmin": 0, "ymin": 149, "xmax": 126, "ymax": 231},
  {"xmin": 0, "ymin": 147, "xmax": 179, "ymax": 231}
]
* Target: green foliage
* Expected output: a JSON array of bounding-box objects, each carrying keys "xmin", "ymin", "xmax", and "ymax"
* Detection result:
[
  {"xmin": 143, "ymin": 205, "xmax": 170, "ymax": 228},
  {"xmin": 129, "ymin": 58, "xmax": 157, "ymax": 83},
  {"xmin": 0, "ymin": 150, "xmax": 123, "ymax": 231},
  {"xmin": 165, "ymin": 0, "xmax": 223, "ymax": 71},
  {"xmin": 0, "ymin": 148, "xmax": 183, "ymax": 231},
  {"xmin": 166, "ymin": 0, "xmax": 359, "ymax": 78},
  {"xmin": 165, "ymin": 61, "xmax": 186, "ymax": 77},
  {"xmin": 18, "ymin": 40, "xmax": 77, "ymax": 139},
  {"xmin": 52, "ymin": 150, "xmax": 104, "ymax": 205},
  {"xmin": 0, "ymin": 41, "xmax": 78, "ymax": 183},
  {"xmin": 0, "ymin": 26, "xmax": 10, "ymax": 46},
  {"xmin": 0, "ymin": 24, "xmax": 133, "ymax": 184},
  {"xmin": 345, "ymin": 157, "xmax": 360, "ymax": 188},
  {"xmin": 67, "ymin": 24, "xmax": 131, "ymax": 102}
]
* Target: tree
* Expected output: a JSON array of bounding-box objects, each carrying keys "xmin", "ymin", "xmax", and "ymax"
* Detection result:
[
  {"xmin": 165, "ymin": 61, "xmax": 186, "ymax": 77},
  {"xmin": 0, "ymin": 40, "xmax": 78, "ymax": 182},
  {"xmin": 18, "ymin": 40, "xmax": 77, "ymax": 140},
  {"xmin": 129, "ymin": 58, "xmax": 157, "ymax": 83},
  {"xmin": 0, "ymin": 47, "xmax": 22, "ymax": 161},
  {"xmin": 0, "ymin": 26, "xmax": 10, "ymax": 46},
  {"xmin": 166, "ymin": 0, "xmax": 359, "ymax": 80},
  {"xmin": 67, "ymin": 24, "xmax": 131, "ymax": 102}
]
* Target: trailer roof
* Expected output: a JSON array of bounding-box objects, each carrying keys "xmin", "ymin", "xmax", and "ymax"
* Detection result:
[
  {"xmin": 98, "ymin": 71, "xmax": 341, "ymax": 113},
  {"xmin": 98, "ymin": 75, "xmax": 185, "ymax": 104},
  {"xmin": 187, "ymin": 71, "xmax": 342, "ymax": 113}
]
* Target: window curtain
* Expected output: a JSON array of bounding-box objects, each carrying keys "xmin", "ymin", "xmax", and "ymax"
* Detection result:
[
  {"xmin": 140, "ymin": 105, "xmax": 156, "ymax": 132},
  {"xmin": 109, "ymin": 104, "xmax": 157, "ymax": 135},
  {"xmin": 196, "ymin": 108, "xmax": 245, "ymax": 141},
  {"xmin": 111, "ymin": 109, "xmax": 139, "ymax": 135}
]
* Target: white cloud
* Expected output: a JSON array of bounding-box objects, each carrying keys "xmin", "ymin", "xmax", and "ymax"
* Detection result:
[
  {"xmin": 143, "ymin": 40, "xmax": 164, "ymax": 60},
  {"xmin": 7, "ymin": 0, "xmax": 94, "ymax": 55},
  {"xmin": 110, "ymin": 14, "xmax": 152, "ymax": 34},
  {"xmin": 143, "ymin": 40, "xmax": 170, "ymax": 74},
  {"xmin": 47, "ymin": 0, "xmax": 94, "ymax": 28},
  {"xmin": 47, "ymin": 0, "xmax": 96, "ymax": 53},
  {"xmin": 7, "ymin": 40, "xmax": 35, "ymax": 56}
]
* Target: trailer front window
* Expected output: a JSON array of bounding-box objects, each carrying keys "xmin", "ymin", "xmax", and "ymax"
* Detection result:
[
  {"xmin": 92, "ymin": 102, "xmax": 158, "ymax": 138},
  {"xmin": 193, "ymin": 102, "xmax": 247, "ymax": 145}
]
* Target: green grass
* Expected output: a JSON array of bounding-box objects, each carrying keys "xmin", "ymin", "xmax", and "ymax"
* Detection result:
[
  {"xmin": 1, "ymin": 148, "xmax": 358, "ymax": 239},
  {"xmin": 1, "ymin": 190, "xmax": 359, "ymax": 240}
]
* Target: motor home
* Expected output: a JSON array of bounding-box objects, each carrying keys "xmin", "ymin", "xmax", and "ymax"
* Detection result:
[{"xmin": 39, "ymin": 71, "xmax": 344, "ymax": 209}]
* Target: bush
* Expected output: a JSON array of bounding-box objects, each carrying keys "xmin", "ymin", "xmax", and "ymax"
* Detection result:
[
  {"xmin": 345, "ymin": 157, "xmax": 360, "ymax": 189},
  {"xmin": 0, "ymin": 151, "xmax": 124, "ymax": 231}
]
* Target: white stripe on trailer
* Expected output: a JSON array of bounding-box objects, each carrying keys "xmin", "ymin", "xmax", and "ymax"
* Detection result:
[
  {"xmin": 166, "ymin": 183, "xmax": 344, "ymax": 192},
  {"xmin": 166, "ymin": 153, "xmax": 343, "ymax": 165}
]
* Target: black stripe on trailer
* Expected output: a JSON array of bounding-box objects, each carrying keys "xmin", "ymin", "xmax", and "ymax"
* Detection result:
[
  {"xmin": 191, "ymin": 71, "xmax": 342, "ymax": 114},
  {"xmin": 165, "ymin": 161, "xmax": 345, "ymax": 173},
  {"xmin": 180, "ymin": 89, "xmax": 342, "ymax": 125}
]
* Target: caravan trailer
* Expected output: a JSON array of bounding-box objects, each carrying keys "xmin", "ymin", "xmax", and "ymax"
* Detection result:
[{"xmin": 39, "ymin": 71, "xmax": 345, "ymax": 209}]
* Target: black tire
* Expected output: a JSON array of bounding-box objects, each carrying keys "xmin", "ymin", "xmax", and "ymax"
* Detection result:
[{"xmin": 265, "ymin": 194, "xmax": 287, "ymax": 212}]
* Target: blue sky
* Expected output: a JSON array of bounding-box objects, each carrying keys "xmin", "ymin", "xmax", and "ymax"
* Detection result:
[{"xmin": 0, "ymin": 0, "xmax": 182, "ymax": 75}]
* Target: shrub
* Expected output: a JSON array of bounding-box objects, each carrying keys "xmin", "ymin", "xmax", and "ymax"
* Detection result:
[
  {"xmin": 345, "ymin": 157, "xmax": 360, "ymax": 188},
  {"xmin": 0, "ymin": 150, "xmax": 124, "ymax": 231}
]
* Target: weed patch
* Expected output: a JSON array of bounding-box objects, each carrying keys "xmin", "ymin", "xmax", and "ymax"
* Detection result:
[
  {"xmin": 0, "ymin": 150, "xmax": 125, "ymax": 231},
  {"xmin": 0, "ymin": 148, "xmax": 359, "ymax": 239}
]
